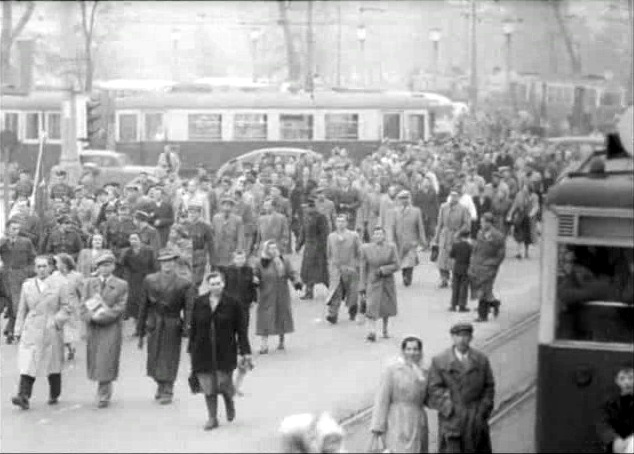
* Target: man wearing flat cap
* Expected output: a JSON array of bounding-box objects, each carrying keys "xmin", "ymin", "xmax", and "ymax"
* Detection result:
[
  {"xmin": 80, "ymin": 251, "xmax": 129, "ymax": 408},
  {"xmin": 387, "ymin": 190, "xmax": 426, "ymax": 287},
  {"xmin": 428, "ymin": 322, "xmax": 495, "ymax": 453},
  {"xmin": 137, "ymin": 248, "xmax": 193, "ymax": 404},
  {"xmin": 211, "ymin": 197, "xmax": 244, "ymax": 273}
]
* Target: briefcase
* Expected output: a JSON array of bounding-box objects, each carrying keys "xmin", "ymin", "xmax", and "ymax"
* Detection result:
[
  {"xmin": 430, "ymin": 245, "xmax": 439, "ymax": 262},
  {"xmin": 188, "ymin": 372, "xmax": 201, "ymax": 394}
]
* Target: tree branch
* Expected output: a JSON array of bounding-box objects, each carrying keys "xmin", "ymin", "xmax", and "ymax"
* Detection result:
[{"xmin": 11, "ymin": 1, "xmax": 35, "ymax": 41}]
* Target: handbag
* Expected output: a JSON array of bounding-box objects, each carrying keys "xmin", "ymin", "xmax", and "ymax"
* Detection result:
[
  {"xmin": 430, "ymin": 245, "xmax": 439, "ymax": 262},
  {"xmin": 188, "ymin": 372, "xmax": 201, "ymax": 394},
  {"xmin": 367, "ymin": 433, "xmax": 390, "ymax": 454}
]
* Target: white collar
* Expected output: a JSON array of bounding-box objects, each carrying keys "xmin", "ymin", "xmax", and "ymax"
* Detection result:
[{"xmin": 454, "ymin": 347, "xmax": 470, "ymax": 362}]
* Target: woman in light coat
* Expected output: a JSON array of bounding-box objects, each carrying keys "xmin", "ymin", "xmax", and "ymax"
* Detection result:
[
  {"xmin": 52, "ymin": 253, "xmax": 84, "ymax": 361},
  {"xmin": 11, "ymin": 255, "xmax": 71, "ymax": 410},
  {"xmin": 370, "ymin": 336, "xmax": 430, "ymax": 453}
]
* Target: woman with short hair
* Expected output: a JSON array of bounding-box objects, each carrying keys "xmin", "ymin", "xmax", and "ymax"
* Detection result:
[{"xmin": 52, "ymin": 253, "xmax": 84, "ymax": 361}]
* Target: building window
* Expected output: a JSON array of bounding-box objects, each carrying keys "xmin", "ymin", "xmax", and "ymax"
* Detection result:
[
  {"xmin": 188, "ymin": 114, "xmax": 222, "ymax": 141},
  {"xmin": 144, "ymin": 113, "xmax": 164, "ymax": 141},
  {"xmin": 325, "ymin": 113, "xmax": 358, "ymax": 140},
  {"xmin": 25, "ymin": 113, "xmax": 40, "ymax": 140},
  {"xmin": 119, "ymin": 114, "xmax": 138, "ymax": 142},
  {"xmin": 234, "ymin": 113, "xmax": 267, "ymax": 140},
  {"xmin": 382, "ymin": 113, "xmax": 401, "ymax": 140},
  {"xmin": 3, "ymin": 113, "xmax": 19, "ymax": 135},
  {"xmin": 46, "ymin": 113, "xmax": 61, "ymax": 140},
  {"xmin": 280, "ymin": 114, "xmax": 313, "ymax": 140},
  {"xmin": 407, "ymin": 114, "xmax": 426, "ymax": 141}
]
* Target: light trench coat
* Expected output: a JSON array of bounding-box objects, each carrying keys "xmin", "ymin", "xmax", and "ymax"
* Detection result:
[
  {"xmin": 434, "ymin": 202, "xmax": 471, "ymax": 272},
  {"xmin": 359, "ymin": 241, "xmax": 400, "ymax": 320},
  {"xmin": 388, "ymin": 205, "xmax": 426, "ymax": 269},
  {"xmin": 15, "ymin": 276, "xmax": 71, "ymax": 376}
]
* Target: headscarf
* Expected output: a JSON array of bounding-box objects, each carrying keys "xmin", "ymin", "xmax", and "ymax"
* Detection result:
[
  {"xmin": 261, "ymin": 239, "xmax": 286, "ymax": 276},
  {"xmin": 398, "ymin": 335, "xmax": 425, "ymax": 381}
]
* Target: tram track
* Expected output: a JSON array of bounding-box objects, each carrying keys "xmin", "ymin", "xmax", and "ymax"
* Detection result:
[{"xmin": 340, "ymin": 311, "xmax": 540, "ymax": 451}]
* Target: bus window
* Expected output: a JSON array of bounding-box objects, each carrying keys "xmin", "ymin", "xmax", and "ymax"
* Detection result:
[
  {"xmin": 188, "ymin": 114, "xmax": 222, "ymax": 141},
  {"xmin": 382, "ymin": 113, "xmax": 401, "ymax": 140},
  {"xmin": 280, "ymin": 114, "xmax": 313, "ymax": 140},
  {"xmin": 144, "ymin": 113, "xmax": 164, "ymax": 141},
  {"xmin": 555, "ymin": 244, "xmax": 633, "ymax": 343},
  {"xmin": 325, "ymin": 114, "xmax": 358, "ymax": 140},
  {"xmin": 25, "ymin": 113, "xmax": 40, "ymax": 140},
  {"xmin": 234, "ymin": 113, "xmax": 268, "ymax": 140},
  {"xmin": 3, "ymin": 112, "xmax": 19, "ymax": 135},
  {"xmin": 407, "ymin": 114, "xmax": 426, "ymax": 141},
  {"xmin": 118, "ymin": 113, "xmax": 138, "ymax": 142}
]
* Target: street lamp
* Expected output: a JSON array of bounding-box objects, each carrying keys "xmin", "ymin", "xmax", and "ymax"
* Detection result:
[
  {"xmin": 502, "ymin": 20, "xmax": 515, "ymax": 93},
  {"xmin": 429, "ymin": 28, "xmax": 442, "ymax": 75},
  {"xmin": 171, "ymin": 28, "xmax": 181, "ymax": 82},
  {"xmin": 357, "ymin": 24, "xmax": 367, "ymax": 87},
  {"xmin": 249, "ymin": 28, "xmax": 261, "ymax": 82}
]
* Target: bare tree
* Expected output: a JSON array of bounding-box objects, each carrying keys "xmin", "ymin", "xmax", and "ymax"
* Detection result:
[
  {"xmin": 1, "ymin": 1, "xmax": 35, "ymax": 84},
  {"xmin": 277, "ymin": 0, "xmax": 301, "ymax": 84},
  {"xmin": 550, "ymin": 0, "xmax": 582, "ymax": 75},
  {"xmin": 78, "ymin": 0, "xmax": 101, "ymax": 92}
]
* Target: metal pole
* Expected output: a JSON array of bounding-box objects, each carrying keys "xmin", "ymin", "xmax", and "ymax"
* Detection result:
[
  {"xmin": 252, "ymin": 39, "xmax": 257, "ymax": 82},
  {"xmin": 305, "ymin": 0, "xmax": 314, "ymax": 92},
  {"xmin": 506, "ymin": 34, "xmax": 512, "ymax": 94},
  {"xmin": 469, "ymin": 0, "xmax": 478, "ymax": 114},
  {"xmin": 336, "ymin": 4, "xmax": 342, "ymax": 86},
  {"xmin": 360, "ymin": 40, "xmax": 365, "ymax": 88}
]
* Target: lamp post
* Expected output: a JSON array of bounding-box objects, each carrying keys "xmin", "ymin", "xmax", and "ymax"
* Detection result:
[
  {"xmin": 171, "ymin": 27, "xmax": 181, "ymax": 82},
  {"xmin": 429, "ymin": 28, "xmax": 442, "ymax": 75},
  {"xmin": 356, "ymin": 24, "xmax": 367, "ymax": 87},
  {"xmin": 249, "ymin": 28, "xmax": 261, "ymax": 83},
  {"xmin": 502, "ymin": 20, "xmax": 515, "ymax": 95}
]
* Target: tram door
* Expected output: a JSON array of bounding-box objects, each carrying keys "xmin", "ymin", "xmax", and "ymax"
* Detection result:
[
  {"xmin": 406, "ymin": 112, "xmax": 427, "ymax": 142},
  {"xmin": 382, "ymin": 113, "xmax": 402, "ymax": 140}
]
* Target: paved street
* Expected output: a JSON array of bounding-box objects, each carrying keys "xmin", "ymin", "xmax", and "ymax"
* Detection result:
[{"xmin": 0, "ymin": 248, "xmax": 540, "ymax": 453}]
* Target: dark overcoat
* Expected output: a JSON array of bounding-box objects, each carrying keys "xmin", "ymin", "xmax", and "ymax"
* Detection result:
[
  {"xmin": 137, "ymin": 272, "xmax": 192, "ymax": 382},
  {"xmin": 254, "ymin": 256, "xmax": 297, "ymax": 336},
  {"xmin": 428, "ymin": 347, "xmax": 495, "ymax": 453},
  {"xmin": 188, "ymin": 292, "xmax": 251, "ymax": 373},
  {"xmin": 0, "ymin": 236, "xmax": 35, "ymax": 315},
  {"xmin": 298, "ymin": 211, "xmax": 329, "ymax": 286},
  {"xmin": 186, "ymin": 219, "xmax": 214, "ymax": 285},
  {"xmin": 150, "ymin": 200, "xmax": 175, "ymax": 247},
  {"xmin": 120, "ymin": 246, "xmax": 157, "ymax": 319}
]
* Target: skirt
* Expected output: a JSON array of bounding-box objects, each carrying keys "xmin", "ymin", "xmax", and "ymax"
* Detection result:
[{"xmin": 197, "ymin": 371, "xmax": 235, "ymax": 396}]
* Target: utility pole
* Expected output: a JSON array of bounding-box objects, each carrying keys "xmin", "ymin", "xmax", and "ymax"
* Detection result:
[
  {"xmin": 305, "ymin": 0, "xmax": 314, "ymax": 93},
  {"xmin": 59, "ymin": 1, "xmax": 81, "ymax": 185},
  {"xmin": 469, "ymin": 0, "xmax": 478, "ymax": 114},
  {"xmin": 336, "ymin": 3, "xmax": 342, "ymax": 86}
]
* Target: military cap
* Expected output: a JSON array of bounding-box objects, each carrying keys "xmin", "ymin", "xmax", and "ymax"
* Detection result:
[
  {"xmin": 95, "ymin": 251, "xmax": 116, "ymax": 267},
  {"xmin": 397, "ymin": 190, "xmax": 411, "ymax": 199},
  {"xmin": 134, "ymin": 210, "xmax": 151, "ymax": 222},
  {"xmin": 498, "ymin": 166, "xmax": 510, "ymax": 172},
  {"xmin": 450, "ymin": 322, "xmax": 474, "ymax": 335},
  {"xmin": 220, "ymin": 196, "xmax": 235, "ymax": 206},
  {"xmin": 157, "ymin": 248, "xmax": 180, "ymax": 262},
  {"xmin": 187, "ymin": 200, "xmax": 204, "ymax": 211}
]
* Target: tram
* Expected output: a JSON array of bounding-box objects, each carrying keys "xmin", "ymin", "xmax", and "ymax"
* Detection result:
[{"xmin": 536, "ymin": 107, "xmax": 634, "ymax": 452}]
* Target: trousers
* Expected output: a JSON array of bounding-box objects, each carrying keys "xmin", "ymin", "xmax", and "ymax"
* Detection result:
[
  {"xmin": 97, "ymin": 381, "xmax": 113, "ymax": 403},
  {"xmin": 326, "ymin": 269, "xmax": 359, "ymax": 318},
  {"xmin": 451, "ymin": 273, "xmax": 469, "ymax": 309},
  {"xmin": 18, "ymin": 374, "xmax": 61, "ymax": 399},
  {"xmin": 155, "ymin": 380, "xmax": 174, "ymax": 397}
]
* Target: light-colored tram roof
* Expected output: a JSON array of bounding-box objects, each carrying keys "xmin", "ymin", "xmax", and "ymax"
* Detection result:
[
  {"xmin": 1, "ymin": 91, "xmax": 65, "ymax": 110},
  {"xmin": 114, "ymin": 91, "xmax": 444, "ymax": 110}
]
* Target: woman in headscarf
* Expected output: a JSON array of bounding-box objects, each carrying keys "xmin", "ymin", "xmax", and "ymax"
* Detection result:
[
  {"xmin": 76, "ymin": 233, "xmax": 109, "ymax": 277},
  {"xmin": 254, "ymin": 239, "xmax": 302, "ymax": 354},
  {"xmin": 51, "ymin": 253, "xmax": 84, "ymax": 361},
  {"xmin": 369, "ymin": 335, "xmax": 430, "ymax": 453}
]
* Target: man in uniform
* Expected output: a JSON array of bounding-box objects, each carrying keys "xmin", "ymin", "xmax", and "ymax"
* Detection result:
[
  {"xmin": 43, "ymin": 215, "xmax": 84, "ymax": 261},
  {"xmin": 0, "ymin": 220, "xmax": 36, "ymax": 344},
  {"xmin": 211, "ymin": 197, "xmax": 244, "ymax": 274},
  {"xmin": 254, "ymin": 199, "xmax": 289, "ymax": 256},
  {"xmin": 134, "ymin": 210, "xmax": 161, "ymax": 253},
  {"xmin": 325, "ymin": 213, "xmax": 362, "ymax": 324},
  {"xmin": 185, "ymin": 201, "xmax": 214, "ymax": 289},
  {"xmin": 433, "ymin": 187, "xmax": 471, "ymax": 288},
  {"xmin": 137, "ymin": 249, "xmax": 193, "ymax": 405},
  {"xmin": 296, "ymin": 198, "xmax": 329, "ymax": 300},
  {"xmin": 428, "ymin": 323, "xmax": 495, "ymax": 453},
  {"xmin": 468, "ymin": 212, "xmax": 506, "ymax": 322},
  {"xmin": 388, "ymin": 190, "xmax": 426, "ymax": 287}
]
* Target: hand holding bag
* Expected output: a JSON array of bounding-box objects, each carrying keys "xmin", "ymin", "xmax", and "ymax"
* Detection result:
[{"xmin": 367, "ymin": 432, "xmax": 390, "ymax": 453}]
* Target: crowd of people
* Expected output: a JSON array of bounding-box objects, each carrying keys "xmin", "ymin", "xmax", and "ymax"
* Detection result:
[{"xmin": 0, "ymin": 125, "xmax": 581, "ymax": 443}]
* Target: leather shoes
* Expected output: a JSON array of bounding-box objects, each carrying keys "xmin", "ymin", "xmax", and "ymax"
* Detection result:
[
  {"xmin": 366, "ymin": 333, "xmax": 377, "ymax": 342},
  {"xmin": 203, "ymin": 418, "xmax": 219, "ymax": 431},
  {"xmin": 97, "ymin": 401, "xmax": 109, "ymax": 409},
  {"xmin": 159, "ymin": 396, "xmax": 173, "ymax": 405},
  {"xmin": 225, "ymin": 398, "xmax": 236, "ymax": 422},
  {"xmin": 11, "ymin": 395, "xmax": 29, "ymax": 410},
  {"xmin": 325, "ymin": 315, "xmax": 337, "ymax": 325},
  {"xmin": 458, "ymin": 307, "xmax": 470, "ymax": 313},
  {"xmin": 48, "ymin": 398, "xmax": 59, "ymax": 405}
]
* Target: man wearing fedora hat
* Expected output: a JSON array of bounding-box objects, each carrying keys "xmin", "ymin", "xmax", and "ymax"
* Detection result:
[
  {"xmin": 137, "ymin": 248, "xmax": 193, "ymax": 405},
  {"xmin": 81, "ymin": 252, "xmax": 128, "ymax": 408},
  {"xmin": 388, "ymin": 190, "xmax": 426, "ymax": 287},
  {"xmin": 428, "ymin": 322, "xmax": 495, "ymax": 453}
]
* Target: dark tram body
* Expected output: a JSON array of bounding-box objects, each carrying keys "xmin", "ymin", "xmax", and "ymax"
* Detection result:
[{"xmin": 536, "ymin": 134, "xmax": 634, "ymax": 452}]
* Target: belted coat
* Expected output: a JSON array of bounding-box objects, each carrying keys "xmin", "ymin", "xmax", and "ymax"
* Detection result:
[
  {"xmin": 434, "ymin": 202, "xmax": 471, "ymax": 272},
  {"xmin": 211, "ymin": 213, "xmax": 244, "ymax": 268},
  {"xmin": 359, "ymin": 241, "xmax": 400, "ymax": 319},
  {"xmin": 388, "ymin": 205, "xmax": 426, "ymax": 268}
]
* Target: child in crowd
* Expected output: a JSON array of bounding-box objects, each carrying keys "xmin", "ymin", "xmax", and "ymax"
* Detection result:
[
  {"xmin": 449, "ymin": 230, "xmax": 472, "ymax": 312},
  {"xmin": 597, "ymin": 365, "xmax": 634, "ymax": 453},
  {"xmin": 223, "ymin": 250, "xmax": 257, "ymax": 396}
]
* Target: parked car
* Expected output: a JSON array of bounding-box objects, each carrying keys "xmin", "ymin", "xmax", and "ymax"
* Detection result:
[{"xmin": 79, "ymin": 150, "xmax": 157, "ymax": 187}]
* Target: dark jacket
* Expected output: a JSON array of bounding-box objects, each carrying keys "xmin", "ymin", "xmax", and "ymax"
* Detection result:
[
  {"xmin": 188, "ymin": 292, "xmax": 251, "ymax": 373},
  {"xmin": 597, "ymin": 394, "xmax": 634, "ymax": 453},
  {"xmin": 450, "ymin": 240, "xmax": 472, "ymax": 275},
  {"xmin": 224, "ymin": 265, "xmax": 257, "ymax": 306},
  {"xmin": 150, "ymin": 200, "xmax": 175, "ymax": 246}
]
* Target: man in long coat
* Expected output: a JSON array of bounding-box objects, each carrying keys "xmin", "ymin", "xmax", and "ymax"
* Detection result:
[
  {"xmin": 359, "ymin": 226, "xmax": 400, "ymax": 342},
  {"xmin": 137, "ymin": 249, "xmax": 193, "ymax": 404},
  {"xmin": 325, "ymin": 213, "xmax": 362, "ymax": 324},
  {"xmin": 255, "ymin": 199, "xmax": 289, "ymax": 255},
  {"xmin": 412, "ymin": 176, "xmax": 439, "ymax": 246},
  {"xmin": 149, "ymin": 186, "xmax": 175, "ymax": 247},
  {"xmin": 11, "ymin": 256, "xmax": 70, "ymax": 409},
  {"xmin": 433, "ymin": 188, "xmax": 471, "ymax": 288},
  {"xmin": 81, "ymin": 252, "xmax": 129, "ymax": 408},
  {"xmin": 0, "ymin": 220, "xmax": 36, "ymax": 344},
  {"xmin": 428, "ymin": 323, "xmax": 495, "ymax": 453},
  {"xmin": 468, "ymin": 213, "xmax": 506, "ymax": 322},
  {"xmin": 388, "ymin": 191, "xmax": 426, "ymax": 287},
  {"xmin": 185, "ymin": 201, "xmax": 214, "ymax": 288},
  {"xmin": 211, "ymin": 197, "xmax": 245, "ymax": 272},
  {"xmin": 296, "ymin": 199, "xmax": 329, "ymax": 300}
]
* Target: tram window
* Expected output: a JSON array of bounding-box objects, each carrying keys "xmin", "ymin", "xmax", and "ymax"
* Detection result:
[
  {"xmin": 234, "ymin": 114, "xmax": 268, "ymax": 140},
  {"xmin": 25, "ymin": 113, "xmax": 39, "ymax": 140},
  {"xmin": 144, "ymin": 113, "xmax": 164, "ymax": 141},
  {"xmin": 407, "ymin": 114, "xmax": 426, "ymax": 141},
  {"xmin": 188, "ymin": 114, "xmax": 222, "ymax": 141},
  {"xmin": 383, "ymin": 114, "xmax": 401, "ymax": 140},
  {"xmin": 555, "ymin": 244, "xmax": 633, "ymax": 343},
  {"xmin": 3, "ymin": 113, "xmax": 19, "ymax": 134},
  {"xmin": 600, "ymin": 91, "xmax": 622, "ymax": 107},
  {"xmin": 46, "ymin": 113, "xmax": 61, "ymax": 140},
  {"xmin": 119, "ymin": 114, "xmax": 138, "ymax": 142},
  {"xmin": 325, "ymin": 114, "xmax": 358, "ymax": 140},
  {"xmin": 280, "ymin": 114, "xmax": 313, "ymax": 140}
]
